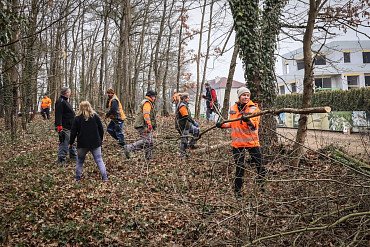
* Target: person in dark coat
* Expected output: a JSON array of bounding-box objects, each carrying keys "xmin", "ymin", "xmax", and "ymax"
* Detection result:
[
  {"xmin": 54, "ymin": 87, "xmax": 77, "ymax": 164},
  {"xmin": 69, "ymin": 101, "xmax": 108, "ymax": 182},
  {"xmin": 202, "ymin": 82, "xmax": 218, "ymax": 121}
]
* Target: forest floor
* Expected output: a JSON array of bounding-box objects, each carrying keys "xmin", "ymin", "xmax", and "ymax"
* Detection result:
[{"xmin": 0, "ymin": 115, "xmax": 369, "ymax": 246}]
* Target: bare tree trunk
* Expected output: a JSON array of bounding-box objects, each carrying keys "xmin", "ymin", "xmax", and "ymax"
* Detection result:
[
  {"xmin": 154, "ymin": 0, "xmax": 168, "ymax": 94},
  {"xmin": 20, "ymin": 0, "xmax": 39, "ymax": 129},
  {"xmin": 49, "ymin": 22, "xmax": 63, "ymax": 104},
  {"xmin": 115, "ymin": 4, "xmax": 125, "ymax": 98},
  {"xmin": 221, "ymin": 41, "xmax": 239, "ymax": 119},
  {"xmin": 99, "ymin": 1, "xmax": 111, "ymax": 108},
  {"xmin": 161, "ymin": 0, "xmax": 176, "ymax": 116},
  {"xmin": 3, "ymin": 0, "xmax": 20, "ymax": 140},
  {"xmin": 68, "ymin": 7, "xmax": 81, "ymax": 108},
  {"xmin": 0, "ymin": 68, "xmax": 4, "ymax": 118},
  {"xmin": 79, "ymin": 7, "xmax": 86, "ymax": 103},
  {"xmin": 132, "ymin": 1, "xmax": 150, "ymax": 111},
  {"xmin": 123, "ymin": 0, "xmax": 133, "ymax": 113},
  {"xmin": 293, "ymin": 0, "xmax": 324, "ymax": 158},
  {"xmin": 146, "ymin": 41, "xmax": 155, "ymax": 92},
  {"xmin": 176, "ymin": 0, "xmax": 186, "ymax": 92},
  {"xmin": 194, "ymin": 0, "xmax": 207, "ymax": 118},
  {"xmin": 195, "ymin": 0, "xmax": 214, "ymax": 118}
]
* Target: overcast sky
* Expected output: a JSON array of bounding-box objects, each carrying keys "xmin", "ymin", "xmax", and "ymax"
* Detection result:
[{"xmin": 185, "ymin": 0, "xmax": 369, "ymax": 83}]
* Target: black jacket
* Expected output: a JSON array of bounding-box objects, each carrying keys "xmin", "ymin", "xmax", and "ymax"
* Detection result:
[
  {"xmin": 69, "ymin": 114, "xmax": 104, "ymax": 149},
  {"xmin": 55, "ymin": 95, "xmax": 75, "ymax": 130}
]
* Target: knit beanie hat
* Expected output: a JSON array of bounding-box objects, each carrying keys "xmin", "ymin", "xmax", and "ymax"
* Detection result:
[{"xmin": 237, "ymin": 87, "xmax": 251, "ymax": 98}]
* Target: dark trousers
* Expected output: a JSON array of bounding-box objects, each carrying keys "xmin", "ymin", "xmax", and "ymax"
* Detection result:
[
  {"xmin": 41, "ymin": 108, "xmax": 50, "ymax": 120},
  {"xmin": 232, "ymin": 147, "xmax": 266, "ymax": 193},
  {"xmin": 107, "ymin": 120, "xmax": 125, "ymax": 145}
]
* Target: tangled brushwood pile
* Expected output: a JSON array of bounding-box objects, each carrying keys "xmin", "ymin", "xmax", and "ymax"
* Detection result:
[{"xmin": 0, "ymin": 116, "xmax": 369, "ymax": 246}]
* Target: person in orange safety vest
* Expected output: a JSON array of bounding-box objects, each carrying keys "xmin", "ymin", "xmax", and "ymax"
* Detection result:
[
  {"xmin": 105, "ymin": 88, "xmax": 127, "ymax": 147},
  {"xmin": 40, "ymin": 94, "xmax": 52, "ymax": 120},
  {"xmin": 175, "ymin": 93, "xmax": 200, "ymax": 158},
  {"xmin": 216, "ymin": 86, "xmax": 266, "ymax": 198},
  {"xmin": 124, "ymin": 90, "xmax": 157, "ymax": 160}
]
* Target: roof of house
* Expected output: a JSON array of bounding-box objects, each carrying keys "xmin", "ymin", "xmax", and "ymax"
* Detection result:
[
  {"xmin": 277, "ymin": 62, "xmax": 370, "ymax": 83},
  {"xmin": 282, "ymin": 40, "xmax": 370, "ymax": 59},
  {"xmin": 207, "ymin": 77, "xmax": 245, "ymax": 89}
]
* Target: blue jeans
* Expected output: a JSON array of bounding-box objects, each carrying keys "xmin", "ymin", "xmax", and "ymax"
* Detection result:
[
  {"xmin": 107, "ymin": 120, "xmax": 125, "ymax": 145},
  {"xmin": 58, "ymin": 129, "xmax": 77, "ymax": 162},
  {"xmin": 76, "ymin": 146, "xmax": 108, "ymax": 181}
]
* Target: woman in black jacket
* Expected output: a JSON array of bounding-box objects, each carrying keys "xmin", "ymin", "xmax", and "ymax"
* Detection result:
[{"xmin": 69, "ymin": 101, "xmax": 108, "ymax": 182}]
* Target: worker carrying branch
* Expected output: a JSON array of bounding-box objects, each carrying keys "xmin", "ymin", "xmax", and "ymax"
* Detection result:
[
  {"xmin": 175, "ymin": 93, "xmax": 200, "ymax": 158},
  {"xmin": 216, "ymin": 86, "xmax": 266, "ymax": 198}
]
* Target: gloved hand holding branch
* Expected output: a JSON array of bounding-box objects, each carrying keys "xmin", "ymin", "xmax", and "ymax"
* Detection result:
[{"xmin": 198, "ymin": 106, "xmax": 331, "ymax": 140}]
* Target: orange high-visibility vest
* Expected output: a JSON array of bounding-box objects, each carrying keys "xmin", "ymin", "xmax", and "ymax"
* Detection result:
[
  {"xmin": 41, "ymin": 97, "xmax": 52, "ymax": 109},
  {"xmin": 108, "ymin": 94, "xmax": 126, "ymax": 120},
  {"xmin": 222, "ymin": 100, "xmax": 260, "ymax": 148}
]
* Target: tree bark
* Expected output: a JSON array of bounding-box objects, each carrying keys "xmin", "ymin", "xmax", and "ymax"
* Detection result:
[
  {"xmin": 161, "ymin": 0, "xmax": 176, "ymax": 116},
  {"xmin": 175, "ymin": 0, "xmax": 186, "ymax": 92},
  {"xmin": 194, "ymin": 0, "xmax": 207, "ymax": 116},
  {"xmin": 221, "ymin": 40, "xmax": 239, "ymax": 119},
  {"xmin": 195, "ymin": 0, "xmax": 214, "ymax": 118},
  {"xmin": 293, "ymin": 0, "xmax": 324, "ymax": 157}
]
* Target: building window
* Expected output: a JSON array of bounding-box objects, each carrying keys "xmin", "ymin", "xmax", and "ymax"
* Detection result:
[
  {"xmin": 343, "ymin": 52, "xmax": 351, "ymax": 63},
  {"xmin": 297, "ymin": 60, "xmax": 304, "ymax": 70},
  {"xmin": 286, "ymin": 63, "xmax": 290, "ymax": 74},
  {"xmin": 365, "ymin": 75, "xmax": 370, "ymax": 87},
  {"xmin": 279, "ymin": 85, "xmax": 285, "ymax": 95},
  {"xmin": 291, "ymin": 83, "xmax": 297, "ymax": 93},
  {"xmin": 315, "ymin": 78, "xmax": 331, "ymax": 89},
  {"xmin": 314, "ymin": 55, "xmax": 326, "ymax": 65},
  {"xmin": 363, "ymin": 52, "xmax": 370, "ymax": 63},
  {"xmin": 347, "ymin": 76, "xmax": 359, "ymax": 89}
]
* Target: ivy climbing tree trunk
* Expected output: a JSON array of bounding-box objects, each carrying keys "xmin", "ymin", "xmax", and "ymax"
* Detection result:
[{"xmin": 229, "ymin": 0, "xmax": 286, "ymax": 155}]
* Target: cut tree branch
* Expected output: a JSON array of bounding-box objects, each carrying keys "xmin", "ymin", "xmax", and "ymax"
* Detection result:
[
  {"xmin": 243, "ymin": 211, "xmax": 370, "ymax": 247},
  {"xmin": 198, "ymin": 106, "xmax": 331, "ymax": 139}
]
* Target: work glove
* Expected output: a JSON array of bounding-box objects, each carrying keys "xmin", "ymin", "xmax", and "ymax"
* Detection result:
[
  {"xmin": 241, "ymin": 115, "xmax": 251, "ymax": 123},
  {"xmin": 242, "ymin": 116, "xmax": 256, "ymax": 131},
  {"xmin": 147, "ymin": 123, "xmax": 153, "ymax": 132},
  {"xmin": 215, "ymin": 122, "xmax": 223, "ymax": 128},
  {"xmin": 56, "ymin": 125, "xmax": 63, "ymax": 132}
]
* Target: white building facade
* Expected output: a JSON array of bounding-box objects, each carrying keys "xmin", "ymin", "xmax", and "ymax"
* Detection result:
[{"xmin": 277, "ymin": 40, "xmax": 370, "ymax": 94}]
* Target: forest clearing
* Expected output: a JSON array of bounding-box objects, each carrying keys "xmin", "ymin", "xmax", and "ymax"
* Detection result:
[
  {"xmin": 1, "ymin": 115, "xmax": 369, "ymax": 246},
  {"xmin": 1, "ymin": 0, "xmax": 370, "ymax": 245}
]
